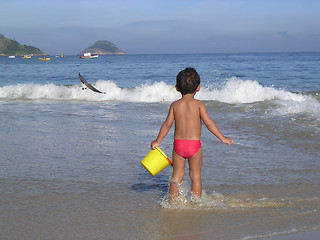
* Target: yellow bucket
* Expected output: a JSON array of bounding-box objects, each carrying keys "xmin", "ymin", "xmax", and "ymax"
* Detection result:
[{"xmin": 141, "ymin": 147, "xmax": 173, "ymax": 176}]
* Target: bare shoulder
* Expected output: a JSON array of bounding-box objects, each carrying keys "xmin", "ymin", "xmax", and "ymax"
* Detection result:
[
  {"xmin": 195, "ymin": 99, "xmax": 206, "ymax": 108},
  {"xmin": 170, "ymin": 99, "xmax": 180, "ymax": 108},
  {"xmin": 197, "ymin": 100, "xmax": 209, "ymax": 115}
]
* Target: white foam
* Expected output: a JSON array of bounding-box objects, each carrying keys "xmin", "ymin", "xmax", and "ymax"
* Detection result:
[
  {"xmin": 0, "ymin": 81, "xmax": 179, "ymax": 102},
  {"xmin": 242, "ymin": 226, "xmax": 320, "ymax": 240},
  {"xmin": 272, "ymin": 95, "xmax": 320, "ymax": 116},
  {"xmin": 0, "ymin": 77, "xmax": 319, "ymax": 116},
  {"xmin": 158, "ymin": 180, "xmax": 288, "ymax": 210},
  {"xmin": 198, "ymin": 77, "xmax": 320, "ymax": 116},
  {"xmin": 159, "ymin": 181, "xmax": 228, "ymax": 210},
  {"xmin": 198, "ymin": 77, "xmax": 317, "ymax": 105},
  {"xmin": 94, "ymin": 80, "xmax": 179, "ymax": 102},
  {"xmin": 199, "ymin": 77, "xmax": 281, "ymax": 103}
]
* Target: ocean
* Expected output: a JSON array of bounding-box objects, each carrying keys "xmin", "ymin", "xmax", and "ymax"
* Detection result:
[{"xmin": 0, "ymin": 53, "xmax": 319, "ymax": 240}]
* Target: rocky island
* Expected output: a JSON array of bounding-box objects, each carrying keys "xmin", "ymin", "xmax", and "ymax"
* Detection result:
[
  {"xmin": 82, "ymin": 40, "xmax": 126, "ymax": 55},
  {"xmin": 0, "ymin": 34, "xmax": 44, "ymax": 56},
  {"xmin": 0, "ymin": 34, "xmax": 125, "ymax": 56}
]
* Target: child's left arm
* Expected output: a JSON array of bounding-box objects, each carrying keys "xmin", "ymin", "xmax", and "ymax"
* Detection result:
[{"xmin": 200, "ymin": 102, "xmax": 233, "ymax": 146}]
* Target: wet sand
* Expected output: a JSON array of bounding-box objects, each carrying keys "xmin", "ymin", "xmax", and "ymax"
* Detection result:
[{"xmin": 257, "ymin": 230, "xmax": 320, "ymax": 240}]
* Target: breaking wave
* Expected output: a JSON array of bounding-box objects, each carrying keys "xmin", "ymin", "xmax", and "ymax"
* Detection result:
[{"xmin": 1, "ymin": 77, "xmax": 319, "ymax": 116}]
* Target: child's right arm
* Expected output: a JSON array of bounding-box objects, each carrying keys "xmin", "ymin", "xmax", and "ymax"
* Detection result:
[
  {"xmin": 151, "ymin": 104, "xmax": 175, "ymax": 149},
  {"xmin": 199, "ymin": 101, "xmax": 233, "ymax": 146}
]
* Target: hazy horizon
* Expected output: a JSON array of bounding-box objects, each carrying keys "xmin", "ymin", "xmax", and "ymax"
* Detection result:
[{"xmin": 1, "ymin": 0, "xmax": 320, "ymax": 55}]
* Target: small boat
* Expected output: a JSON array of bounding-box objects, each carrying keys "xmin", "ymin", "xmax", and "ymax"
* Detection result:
[
  {"xmin": 21, "ymin": 55, "xmax": 31, "ymax": 59},
  {"xmin": 80, "ymin": 52, "xmax": 99, "ymax": 59},
  {"xmin": 8, "ymin": 56, "xmax": 15, "ymax": 58},
  {"xmin": 55, "ymin": 52, "xmax": 65, "ymax": 58},
  {"xmin": 38, "ymin": 55, "xmax": 50, "ymax": 61}
]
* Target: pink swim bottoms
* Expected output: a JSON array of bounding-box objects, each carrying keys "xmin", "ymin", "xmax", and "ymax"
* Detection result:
[{"xmin": 174, "ymin": 139, "xmax": 202, "ymax": 159}]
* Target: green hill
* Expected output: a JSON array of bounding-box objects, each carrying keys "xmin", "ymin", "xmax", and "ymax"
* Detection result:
[
  {"xmin": 83, "ymin": 40, "xmax": 126, "ymax": 55},
  {"xmin": 0, "ymin": 34, "xmax": 44, "ymax": 56}
]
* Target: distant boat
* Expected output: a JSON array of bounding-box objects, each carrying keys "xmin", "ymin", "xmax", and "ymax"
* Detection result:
[
  {"xmin": 55, "ymin": 52, "xmax": 65, "ymax": 58},
  {"xmin": 38, "ymin": 55, "xmax": 50, "ymax": 61},
  {"xmin": 8, "ymin": 56, "xmax": 15, "ymax": 58},
  {"xmin": 80, "ymin": 52, "xmax": 99, "ymax": 59},
  {"xmin": 21, "ymin": 55, "xmax": 31, "ymax": 59}
]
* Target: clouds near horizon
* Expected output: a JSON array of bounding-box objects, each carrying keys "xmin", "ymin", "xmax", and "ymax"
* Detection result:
[{"xmin": 1, "ymin": 0, "xmax": 319, "ymax": 54}]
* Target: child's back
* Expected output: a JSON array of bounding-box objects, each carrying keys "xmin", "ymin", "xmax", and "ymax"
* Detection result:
[{"xmin": 172, "ymin": 94, "xmax": 202, "ymax": 140}]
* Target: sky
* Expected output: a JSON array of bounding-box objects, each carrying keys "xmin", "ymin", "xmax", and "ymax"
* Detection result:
[{"xmin": 1, "ymin": 0, "xmax": 320, "ymax": 55}]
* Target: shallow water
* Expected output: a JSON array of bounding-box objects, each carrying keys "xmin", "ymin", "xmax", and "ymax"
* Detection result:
[{"xmin": 0, "ymin": 53, "xmax": 320, "ymax": 239}]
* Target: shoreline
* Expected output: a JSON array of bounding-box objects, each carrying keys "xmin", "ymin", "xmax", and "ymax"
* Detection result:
[{"xmin": 253, "ymin": 230, "xmax": 320, "ymax": 240}]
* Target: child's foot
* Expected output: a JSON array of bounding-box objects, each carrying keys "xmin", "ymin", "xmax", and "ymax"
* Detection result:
[
  {"xmin": 191, "ymin": 192, "xmax": 202, "ymax": 205},
  {"xmin": 169, "ymin": 179, "xmax": 180, "ymax": 202}
]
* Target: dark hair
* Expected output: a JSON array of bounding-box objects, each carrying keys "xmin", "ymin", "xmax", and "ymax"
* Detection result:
[{"xmin": 176, "ymin": 67, "xmax": 200, "ymax": 95}]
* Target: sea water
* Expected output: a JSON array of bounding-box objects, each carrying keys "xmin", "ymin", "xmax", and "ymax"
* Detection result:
[{"xmin": 0, "ymin": 53, "xmax": 319, "ymax": 240}]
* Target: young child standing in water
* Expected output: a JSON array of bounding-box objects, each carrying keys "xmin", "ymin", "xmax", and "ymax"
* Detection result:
[{"xmin": 151, "ymin": 68, "xmax": 233, "ymax": 201}]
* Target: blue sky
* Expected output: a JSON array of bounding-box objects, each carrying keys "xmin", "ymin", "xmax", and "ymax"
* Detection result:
[{"xmin": 1, "ymin": 0, "xmax": 320, "ymax": 54}]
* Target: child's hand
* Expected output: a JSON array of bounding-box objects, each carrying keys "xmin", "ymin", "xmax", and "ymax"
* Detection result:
[
  {"xmin": 150, "ymin": 141, "xmax": 160, "ymax": 149},
  {"xmin": 222, "ymin": 137, "xmax": 233, "ymax": 146}
]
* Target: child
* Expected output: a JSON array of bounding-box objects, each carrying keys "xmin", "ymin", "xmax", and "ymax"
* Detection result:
[{"xmin": 151, "ymin": 67, "xmax": 233, "ymax": 201}]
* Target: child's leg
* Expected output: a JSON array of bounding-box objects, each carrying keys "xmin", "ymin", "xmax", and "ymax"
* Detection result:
[
  {"xmin": 169, "ymin": 150, "xmax": 186, "ymax": 201},
  {"xmin": 188, "ymin": 148, "xmax": 203, "ymax": 197}
]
